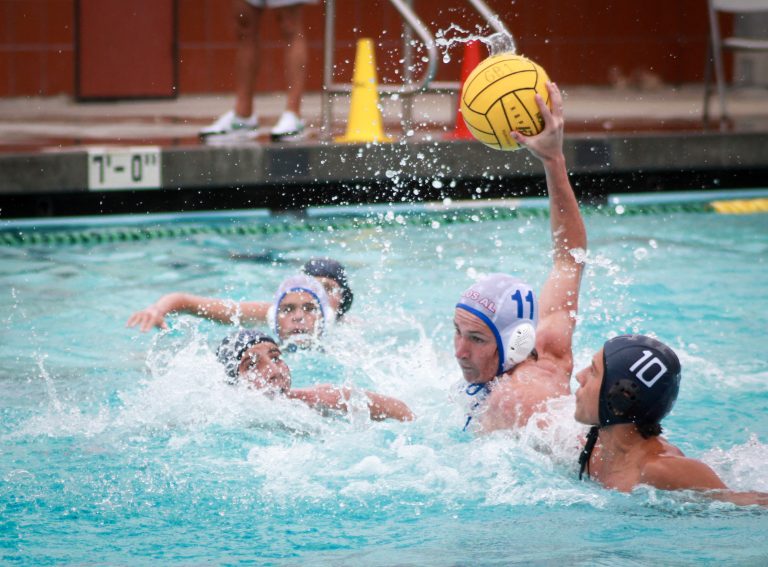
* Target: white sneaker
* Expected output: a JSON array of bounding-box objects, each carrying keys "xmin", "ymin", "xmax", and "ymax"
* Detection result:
[
  {"xmin": 270, "ymin": 111, "xmax": 305, "ymax": 141},
  {"xmin": 199, "ymin": 110, "xmax": 259, "ymax": 137}
]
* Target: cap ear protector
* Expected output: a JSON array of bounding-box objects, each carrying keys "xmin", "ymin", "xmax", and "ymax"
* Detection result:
[
  {"xmin": 604, "ymin": 378, "xmax": 641, "ymax": 419},
  {"xmin": 502, "ymin": 321, "xmax": 536, "ymax": 368},
  {"xmin": 267, "ymin": 304, "xmax": 277, "ymax": 336}
]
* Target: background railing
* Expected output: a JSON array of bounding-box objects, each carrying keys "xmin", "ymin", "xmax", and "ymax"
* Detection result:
[{"xmin": 321, "ymin": 0, "xmax": 511, "ymax": 137}]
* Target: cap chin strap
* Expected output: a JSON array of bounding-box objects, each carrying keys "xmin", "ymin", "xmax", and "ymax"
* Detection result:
[
  {"xmin": 578, "ymin": 426, "xmax": 600, "ymax": 480},
  {"xmin": 501, "ymin": 322, "xmax": 536, "ymax": 372},
  {"xmin": 462, "ymin": 382, "xmax": 492, "ymax": 432},
  {"xmin": 267, "ymin": 305, "xmax": 277, "ymax": 336}
]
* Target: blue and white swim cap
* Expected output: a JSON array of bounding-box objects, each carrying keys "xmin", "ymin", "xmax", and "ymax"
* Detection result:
[
  {"xmin": 456, "ymin": 273, "xmax": 538, "ymax": 376},
  {"xmin": 268, "ymin": 274, "xmax": 334, "ymax": 338}
]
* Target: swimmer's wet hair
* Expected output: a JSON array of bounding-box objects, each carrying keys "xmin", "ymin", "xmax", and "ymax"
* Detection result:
[
  {"xmin": 217, "ymin": 329, "xmax": 277, "ymax": 380},
  {"xmin": 637, "ymin": 422, "xmax": 663, "ymax": 438}
]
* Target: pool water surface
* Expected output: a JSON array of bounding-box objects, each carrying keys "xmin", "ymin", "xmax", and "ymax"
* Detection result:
[{"xmin": 1, "ymin": 205, "xmax": 767, "ymax": 564}]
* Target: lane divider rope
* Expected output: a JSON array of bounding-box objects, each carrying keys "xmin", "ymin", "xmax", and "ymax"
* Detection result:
[{"xmin": 0, "ymin": 201, "xmax": 718, "ymax": 247}]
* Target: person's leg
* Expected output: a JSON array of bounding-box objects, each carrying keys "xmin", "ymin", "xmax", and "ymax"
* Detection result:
[
  {"xmin": 200, "ymin": 0, "xmax": 265, "ymax": 136},
  {"xmin": 233, "ymin": 0, "xmax": 264, "ymax": 118},
  {"xmin": 274, "ymin": 4, "xmax": 307, "ymax": 116}
]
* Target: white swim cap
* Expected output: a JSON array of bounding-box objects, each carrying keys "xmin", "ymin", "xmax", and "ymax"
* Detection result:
[
  {"xmin": 456, "ymin": 273, "xmax": 538, "ymax": 375},
  {"xmin": 267, "ymin": 274, "xmax": 334, "ymax": 338}
]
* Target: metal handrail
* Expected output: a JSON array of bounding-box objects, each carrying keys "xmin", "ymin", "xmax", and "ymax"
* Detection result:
[
  {"xmin": 468, "ymin": 0, "xmax": 509, "ymax": 36},
  {"xmin": 321, "ymin": 0, "xmax": 511, "ymax": 137},
  {"xmin": 321, "ymin": 0, "xmax": 437, "ymax": 135},
  {"xmin": 323, "ymin": 0, "xmax": 438, "ymax": 97},
  {"xmin": 420, "ymin": 2, "xmax": 511, "ymax": 93}
]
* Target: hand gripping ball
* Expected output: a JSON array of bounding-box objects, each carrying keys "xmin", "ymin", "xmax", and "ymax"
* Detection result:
[{"xmin": 460, "ymin": 53, "xmax": 551, "ymax": 151}]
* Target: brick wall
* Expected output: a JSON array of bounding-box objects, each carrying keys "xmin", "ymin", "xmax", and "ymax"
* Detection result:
[
  {"xmin": 0, "ymin": 0, "xmax": 75, "ymax": 96},
  {"xmin": 0, "ymin": 0, "xmax": 713, "ymax": 98}
]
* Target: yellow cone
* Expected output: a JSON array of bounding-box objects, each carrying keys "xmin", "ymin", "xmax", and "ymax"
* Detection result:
[{"xmin": 335, "ymin": 38, "xmax": 392, "ymax": 144}]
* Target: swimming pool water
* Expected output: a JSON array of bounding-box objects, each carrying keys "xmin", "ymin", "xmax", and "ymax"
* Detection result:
[{"xmin": 1, "ymin": 206, "xmax": 767, "ymax": 564}]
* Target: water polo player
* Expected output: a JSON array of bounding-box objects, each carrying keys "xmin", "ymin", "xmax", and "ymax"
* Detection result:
[
  {"xmin": 217, "ymin": 329, "xmax": 414, "ymax": 422},
  {"xmin": 574, "ymin": 335, "xmax": 767, "ymax": 506},
  {"xmin": 266, "ymin": 273, "xmax": 332, "ymax": 348},
  {"xmin": 301, "ymin": 257, "xmax": 354, "ymax": 320},
  {"xmin": 127, "ymin": 257, "xmax": 353, "ymax": 340},
  {"xmin": 453, "ymin": 82, "xmax": 587, "ymax": 432}
]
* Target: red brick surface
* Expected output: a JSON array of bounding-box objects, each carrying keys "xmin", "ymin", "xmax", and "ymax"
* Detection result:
[{"xmin": 0, "ymin": 0, "xmax": 716, "ymax": 97}]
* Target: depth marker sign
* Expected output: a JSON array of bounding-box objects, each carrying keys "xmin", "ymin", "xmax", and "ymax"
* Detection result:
[{"xmin": 87, "ymin": 147, "xmax": 162, "ymax": 190}]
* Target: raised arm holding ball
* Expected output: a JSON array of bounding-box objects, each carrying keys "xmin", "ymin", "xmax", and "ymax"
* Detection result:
[{"xmin": 454, "ymin": 81, "xmax": 588, "ymax": 433}]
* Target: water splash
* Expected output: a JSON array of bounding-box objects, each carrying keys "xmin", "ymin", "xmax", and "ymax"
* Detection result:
[
  {"xmin": 434, "ymin": 26, "xmax": 516, "ymax": 64},
  {"xmin": 485, "ymin": 31, "xmax": 516, "ymax": 57},
  {"xmin": 37, "ymin": 355, "xmax": 63, "ymax": 414},
  {"xmin": 3, "ymin": 212, "xmax": 767, "ymax": 563},
  {"xmin": 702, "ymin": 435, "xmax": 768, "ymax": 492}
]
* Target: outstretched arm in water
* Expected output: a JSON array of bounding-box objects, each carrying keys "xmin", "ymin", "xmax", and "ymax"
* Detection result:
[
  {"xmin": 287, "ymin": 385, "xmax": 415, "ymax": 422},
  {"xmin": 126, "ymin": 292, "xmax": 271, "ymax": 332},
  {"xmin": 513, "ymin": 82, "xmax": 587, "ymax": 382},
  {"xmin": 641, "ymin": 454, "xmax": 768, "ymax": 507}
]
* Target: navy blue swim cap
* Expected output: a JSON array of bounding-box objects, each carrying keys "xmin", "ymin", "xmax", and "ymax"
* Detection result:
[
  {"xmin": 599, "ymin": 335, "xmax": 681, "ymax": 427},
  {"xmin": 302, "ymin": 258, "xmax": 353, "ymax": 316},
  {"xmin": 217, "ymin": 330, "xmax": 278, "ymax": 380}
]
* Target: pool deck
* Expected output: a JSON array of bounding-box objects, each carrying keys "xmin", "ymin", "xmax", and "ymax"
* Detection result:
[{"xmin": 1, "ymin": 85, "xmax": 767, "ymax": 218}]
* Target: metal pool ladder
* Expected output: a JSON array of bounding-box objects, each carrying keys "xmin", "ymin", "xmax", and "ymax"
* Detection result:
[{"xmin": 320, "ymin": 0, "xmax": 512, "ymax": 138}]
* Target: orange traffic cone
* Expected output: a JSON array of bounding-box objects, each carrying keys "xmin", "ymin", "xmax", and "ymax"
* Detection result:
[
  {"xmin": 336, "ymin": 38, "xmax": 392, "ymax": 144},
  {"xmin": 448, "ymin": 40, "xmax": 484, "ymax": 140}
]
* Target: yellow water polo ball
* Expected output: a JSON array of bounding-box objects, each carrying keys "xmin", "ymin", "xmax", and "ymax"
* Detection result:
[{"xmin": 460, "ymin": 53, "xmax": 551, "ymax": 151}]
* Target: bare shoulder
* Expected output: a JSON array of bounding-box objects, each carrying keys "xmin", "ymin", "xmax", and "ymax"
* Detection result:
[
  {"xmin": 288, "ymin": 384, "xmax": 340, "ymax": 402},
  {"xmin": 641, "ymin": 451, "xmax": 727, "ymax": 491},
  {"xmin": 482, "ymin": 361, "xmax": 569, "ymax": 430},
  {"xmin": 513, "ymin": 358, "xmax": 571, "ymax": 400}
]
